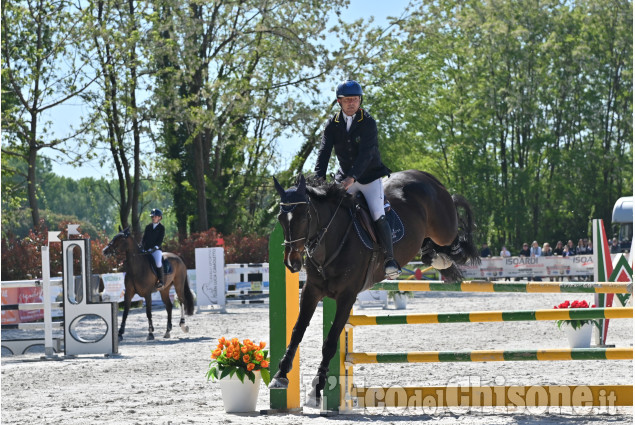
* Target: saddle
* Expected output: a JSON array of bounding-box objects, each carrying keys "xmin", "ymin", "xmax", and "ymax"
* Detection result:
[
  {"xmin": 145, "ymin": 253, "xmax": 173, "ymax": 277},
  {"xmin": 350, "ymin": 193, "xmax": 405, "ymax": 250}
]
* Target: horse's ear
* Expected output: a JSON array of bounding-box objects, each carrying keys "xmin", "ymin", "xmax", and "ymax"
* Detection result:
[
  {"xmin": 273, "ymin": 176, "xmax": 286, "ymax": 198},
  {"xmin": 297, "ymin": 174, "xmax": 306, "ymax": 195}
]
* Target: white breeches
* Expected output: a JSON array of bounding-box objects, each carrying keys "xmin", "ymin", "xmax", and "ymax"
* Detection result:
[
  {"xmin": 346, "ymin": 178, "xmax": 385, "ymax": 221},
  {"xmin": 152, "ymin": 250, "xmax": 163, "ymax": 267}
]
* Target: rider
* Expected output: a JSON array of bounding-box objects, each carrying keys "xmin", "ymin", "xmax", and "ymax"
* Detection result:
[
  {"xmin": 142, "ymin": 208, "xmax": 166, "ymax": 289},
  {"xmin": 314, "ymin": 79, "xmax": 401, "ymax": 279}
]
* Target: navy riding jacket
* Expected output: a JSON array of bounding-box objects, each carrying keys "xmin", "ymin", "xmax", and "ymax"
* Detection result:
[
  {"xmin": 314, "ymin": 108, "xmax": 391, "ymax": 184},
  {"xmin": 142, "ymin": 223, "xmax": 165, "ymax": 251}
]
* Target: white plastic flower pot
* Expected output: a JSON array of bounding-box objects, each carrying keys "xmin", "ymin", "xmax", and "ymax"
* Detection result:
[
  {"xmin": 393, "ymin": 292, "xmax": 408, "ymax": 310},
  {"xmin": 218, "ymin": 370, "xmax": 261, "ymax": 413},
  {"xmin": 564, "ymin": 324, "xmax": 592, "ymax": 348}
]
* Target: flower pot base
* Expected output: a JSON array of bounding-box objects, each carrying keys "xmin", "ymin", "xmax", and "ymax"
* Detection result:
[
  {"xmin": 219, "ymin": 371, "xmax": 261, "ymax": 413},
  {"xmin": 564, "ymin": 324, "xmax": 593, "ymax": 348}
]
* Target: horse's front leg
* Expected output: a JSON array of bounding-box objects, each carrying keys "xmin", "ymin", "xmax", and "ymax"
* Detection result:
[
  {"xmin": 118, "ymin": 281, "xmax": 135, "ymax": 341},
  {"xmin": 160, "ymin": 290, "xmax": 173, "ymax": 338},
  {"xmin": 269, "ymin": 283, "xmax": 322, "ymax": 389},
  {"xmin": 307, "ymin": 293, "xmax": 356, "ymax": 408},
  {"xmin": 145, "ymin": 294, "xmax": 155, "ymax": 341}
]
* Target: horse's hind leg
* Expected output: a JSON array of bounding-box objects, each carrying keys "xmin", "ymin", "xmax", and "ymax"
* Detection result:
[
  {"xmin": 179, "ymin": 303, "xmax": 189, "ymax": 333},
  {"xmin": 269, "ymin": 283, "xmax": 322, "ymax": 390},
  {"xmin": 145, "ymin": 294, "xmax": 155, "ymax": 341},
  {"xmin": 160, "ymin": 290, "xmax": 173, "ymax": 339}
]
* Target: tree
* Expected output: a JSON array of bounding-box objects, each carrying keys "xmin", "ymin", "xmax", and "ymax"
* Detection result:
[
  {"xmin": 148, "ymin": 0, "xmax": 346, "ymax": 236},
  {"xmin": 81, "ymin": 0, "xmax": 149, "ymax": 236},
  {"xmin": 369, "ymin": 0, "xmax": 632, "ymax": 251},
  {"xmin": 1, "ymin": 0, "xmax": 96, "ymax": 229}
]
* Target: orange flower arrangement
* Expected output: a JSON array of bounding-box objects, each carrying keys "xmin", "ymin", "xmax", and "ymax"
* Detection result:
[{"xmin": 206, "ymin": 337, "xmax": 270, "ymax": 385}]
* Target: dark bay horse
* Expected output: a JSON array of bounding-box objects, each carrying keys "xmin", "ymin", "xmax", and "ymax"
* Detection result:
[
  {"xmin": 103, "ymin": 227, "xmax": 195, "ymax": 341},
  {"xmin": 270, "ymin": 170, "xmax": 480, "ymax": 406}
]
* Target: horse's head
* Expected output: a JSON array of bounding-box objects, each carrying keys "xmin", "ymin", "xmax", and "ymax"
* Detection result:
[
  {"xmin": 102, "ymin": 226, "xmax": 132, "ymax": 257},
  {"xmin": 274, "ymin": 175, "xmax": 310, "ymax": 273}
]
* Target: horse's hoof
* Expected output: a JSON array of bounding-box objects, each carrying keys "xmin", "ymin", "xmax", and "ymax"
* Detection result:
[
  {"xmin": 268, "ymin": 377, "xmax": 289, "ymax": 389},
  {"xmin": 180, "ymin": 324, "xmax": 189, "ymax": 333},
  {"xmin": 305, "ymin": 388, "xmax": 321, "ymax": 408},
  {"xmin": 431, "ymin": 252, "xmax": 453, "ymax": 269},
  {"xmin": 164, "ymin": 331, "xmax": 171, "ymax": 339},
  {"xmin": 147, "ymin": 333, "xmax": 155, "ymax": 341},
  {"xmin": 118, "ymin": 335, "xmax": 123, "ymax": 342}
]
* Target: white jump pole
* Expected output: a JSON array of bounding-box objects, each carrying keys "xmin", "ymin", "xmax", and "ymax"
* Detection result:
[{"xmin": 41, "ymin": 246, "xmax": 55, "ymax": 358}]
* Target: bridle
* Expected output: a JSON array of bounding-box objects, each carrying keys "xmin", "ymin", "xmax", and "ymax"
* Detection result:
[{"xmin": 279, "ymin": 194, "xmax": 351, "ymax": 278}]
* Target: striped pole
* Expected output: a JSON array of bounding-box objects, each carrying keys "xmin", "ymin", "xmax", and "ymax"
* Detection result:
[
  {"xmin": 370, "ymin": 280, "xmax": 632, "ymax": 293},
  {"xmin": 268, "ymin": 223, "xmax": 301, "ymax": 412},
  {"xmin": 346, "ymin": 347, "xmax": 633, "ymax": 365},
  {"xmin": 347, "ymin": 307, "xmax": 633, "ymax": 326}
]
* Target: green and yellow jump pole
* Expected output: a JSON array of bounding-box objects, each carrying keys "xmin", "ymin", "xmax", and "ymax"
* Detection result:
[{"xmin": 268, "ymin": 223, "xmax": 301, "ymax": 412}]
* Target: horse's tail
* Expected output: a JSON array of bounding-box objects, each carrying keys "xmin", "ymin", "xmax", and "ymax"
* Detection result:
[
  {"xmin": 450, "ymin": 194, "xmax": 480, "ymax": 266},
  {"xmin": 182, "ymin": 273, "xmax": 195, "ymax": 316},
  {"xmin": 419, "ymin": 194, "xmax": 480, "ymax": 282}
]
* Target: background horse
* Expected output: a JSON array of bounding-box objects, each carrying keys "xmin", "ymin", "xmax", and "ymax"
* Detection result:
[
  {"xmin": 103, "ymin": 227, "xmax": 195, "ymax": 341},
  {"xmin": 270, "ymin": 169, "xmax": 480, "ymax": 406}
]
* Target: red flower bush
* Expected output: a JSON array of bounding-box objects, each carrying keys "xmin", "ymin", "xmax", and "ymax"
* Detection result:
[{"xmin": 553, "ymin": 299, "xmax": 599, "ymax": 330}]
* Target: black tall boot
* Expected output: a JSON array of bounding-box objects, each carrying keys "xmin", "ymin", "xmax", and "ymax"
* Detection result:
[
  {"xmin": 375, "ymin": 215, "xmax": 401, "ymax": 279},
  {"xmin": 155, "ymin": 265, "xmax": 165, "ymax": 289}
]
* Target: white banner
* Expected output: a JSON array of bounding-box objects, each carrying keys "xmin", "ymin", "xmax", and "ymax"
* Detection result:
[
  {"xmin": 195, "ymin": 247, "xmax": 225, "ymax": 307},
  {"xmin": 100, "ymin": 273, "xmax": 142, "ymax": 303},
  {"xmin": 459, "ymin": 256, "xmax": 595, "ymax": 279}
]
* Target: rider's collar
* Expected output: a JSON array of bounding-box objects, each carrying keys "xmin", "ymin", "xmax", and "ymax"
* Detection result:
[{"xmin": 335, "ymin": 109, "xmax": 364, "ymax": 124}]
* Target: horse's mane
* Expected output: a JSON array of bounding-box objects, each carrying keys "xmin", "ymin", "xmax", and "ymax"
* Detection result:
[{"xmin": 303, "ymin": 176, "xmax": 353, "ymax": 207}]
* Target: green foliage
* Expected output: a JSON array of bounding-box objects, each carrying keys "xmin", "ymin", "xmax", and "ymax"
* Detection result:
[
  {"xmin": 369, "ymin": 0, "xmax": 633, "ymax": 252},
  {"xmin": 164, "ymin": 227, "xmax": 268, "ymax": 268},
  {"xmin": 1, "ymin": 224, "xmax": 119, "ymax": 280}
]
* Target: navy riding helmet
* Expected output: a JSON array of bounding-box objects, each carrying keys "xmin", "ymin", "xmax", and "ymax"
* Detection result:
[
  {"xmin": 150, "ymin": 208, "xmax": 163, "ymax": 217},
  {"xmin": 336, "ymin": 80, "xmax": 363, "ymax": 99}
]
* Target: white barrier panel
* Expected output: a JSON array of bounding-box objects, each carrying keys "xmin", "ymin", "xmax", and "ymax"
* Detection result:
[
  {"xmin": 195, "ymin": 247, "xmax": 225, "ymax": 311},
  {"xmin": 2, "ymin": 239, "xmax": 118, "ymax": 358},
  {"xmin": 62, "ymin": 240, "xmax": 118, "ymax": 357}
]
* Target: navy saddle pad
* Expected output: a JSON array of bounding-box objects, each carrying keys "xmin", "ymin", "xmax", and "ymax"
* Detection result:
[{"xmin": 350, "ymin": 207, "xmax": 405, "ymax": 250}]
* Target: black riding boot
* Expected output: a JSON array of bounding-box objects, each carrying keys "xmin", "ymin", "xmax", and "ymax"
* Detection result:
[
  {"xmin": 155, "ymin": 265, "xmax": 165, "ymax": 289},
  {"xmin": 375, "ymin": 215, "xmax": 401, "ymax": 279}
]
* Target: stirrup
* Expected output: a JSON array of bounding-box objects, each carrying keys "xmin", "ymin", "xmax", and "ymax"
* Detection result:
[
  {"xmin": 155, "ymin": 281, "xmax": 165, "ymax": 289},
  {"xmin": 384, "ymin": 259, "xmax": 401, "ymax": 279}
]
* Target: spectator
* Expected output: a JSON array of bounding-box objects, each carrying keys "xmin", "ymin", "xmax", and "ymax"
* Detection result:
[
  {"xmin": 586, "ymin": 239, "xmax": 593, "ymax": 255},
  {"xmin": 576, "ymin": 238, "xmax": 588, "ymax": 255},
  {"xmin": 530, "ymin": 241, "xmax": 542, "ymax": 257},
  {"xmin": 562, "ymin": 245, "xmax": 571, "ymax": 257},
  {"xmin": 610, "ymin": 237, "xmax": 621, "ymax": 254},
  {"xmin": 542, "ymin": 242, "xmax": 553, "ymax": 256},
  {"xmin": 500, "ymin": 245, "xmax": 511, "ymax": 257},
  {"xmin": 519, "ymin": 243, "xmax": 531, "ymax": 257},
  {"xmin": 480, "ymin": 243, "xmax": 492, "ymax": 258},
  {"xmin": 553, "ymin": 241, "xmax": 564, "ymax": 256},
  {"xmin": 567, "ymin": 240, "xmax": 576, "ymax": 255}
]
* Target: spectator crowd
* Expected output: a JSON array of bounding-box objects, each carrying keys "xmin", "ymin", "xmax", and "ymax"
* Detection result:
[{"xmin": 480, "ymin": 236, "xmax": 630, "ymax": 258}]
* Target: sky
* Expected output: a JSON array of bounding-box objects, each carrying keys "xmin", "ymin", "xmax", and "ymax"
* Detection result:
[{"xmin": 44, "ymin": 0, "xmax": 412, "ymax": 180}]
